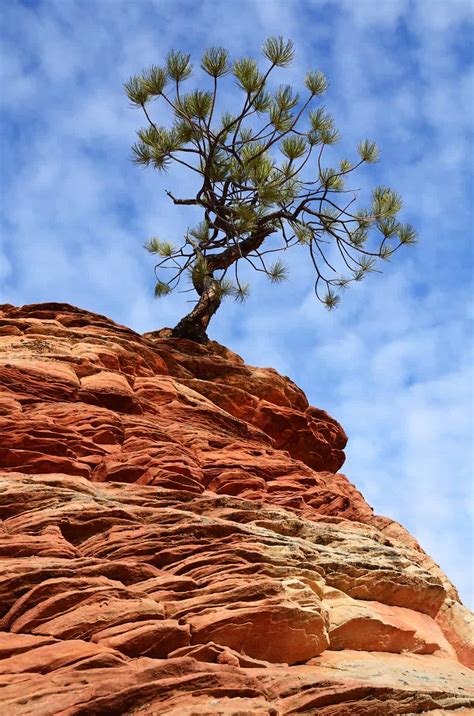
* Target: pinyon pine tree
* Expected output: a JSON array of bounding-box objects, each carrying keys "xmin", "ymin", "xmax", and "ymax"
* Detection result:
[{"xmin": 125, "ymin": 37, "xmax": 416, "ymax": 343}]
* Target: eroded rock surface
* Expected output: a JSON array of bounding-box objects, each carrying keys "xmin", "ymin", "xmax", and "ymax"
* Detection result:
[{"xmin": 0, "ymin": 302, "xmax": 472, "ymax": 715}]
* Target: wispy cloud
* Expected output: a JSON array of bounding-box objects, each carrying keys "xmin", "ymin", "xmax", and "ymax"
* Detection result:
[{"xmin": 1, "ymin": 0, "xmax": 472, "ymax": 604}]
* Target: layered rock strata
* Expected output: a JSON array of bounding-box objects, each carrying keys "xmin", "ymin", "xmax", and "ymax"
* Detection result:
[{"xmin": 0, "ymin": 302, "xmax": 472, "ymax": 715}]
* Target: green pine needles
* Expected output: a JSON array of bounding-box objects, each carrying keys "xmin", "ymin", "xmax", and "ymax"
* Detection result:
[{"xmin": 125, "ymin": 36, "xmax": 416, "ymax": 342}]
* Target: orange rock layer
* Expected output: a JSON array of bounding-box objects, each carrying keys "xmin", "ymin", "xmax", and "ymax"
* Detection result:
[{"xmin": 0, "ymin": 302, "xmax": 472, "ymax": 715}]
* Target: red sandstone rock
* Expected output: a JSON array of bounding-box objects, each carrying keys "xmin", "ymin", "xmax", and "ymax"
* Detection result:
[
  {"xmin": 0, "ymin": 302, "xmax": 472, "ymax": 714},
  {"xmin": 325, "ymin": 587, "xmax": 456, "ymax": 656},
  {"xmin": 0, "ymin": 633, "xmax": 127, "ymax": 674},
  {"xmin": 436, "ymin": 598, "xmax": 474, "ymax": 668},
  {"xmin": 92, "ymin": 619, "xmax": 190, "ymax": 657}
]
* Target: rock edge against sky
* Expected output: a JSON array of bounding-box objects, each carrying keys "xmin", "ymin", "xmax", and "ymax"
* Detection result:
[{"xmin": 0, "ymin": 302, "xmax": 472, "ymax": 714}]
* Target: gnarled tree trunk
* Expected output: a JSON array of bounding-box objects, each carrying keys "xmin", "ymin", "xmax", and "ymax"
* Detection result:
[
  {"xmin": 172, "ymin": 274, "xmax": 221, "ymax": 343},
  {"xmin": 172, "ymin": 226, "xmax": 276, "ymax": 343}
]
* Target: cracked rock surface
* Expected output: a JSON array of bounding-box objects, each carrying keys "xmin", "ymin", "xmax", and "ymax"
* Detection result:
[{"xmin": 0, "ymin": 302, "xmax": 472, "ymax": 714}]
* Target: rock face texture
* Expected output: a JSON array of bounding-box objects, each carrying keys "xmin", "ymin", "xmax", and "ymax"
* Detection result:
[{"xmin": 0, "ymin": 301, "xmax": 472, "ymax": 715}]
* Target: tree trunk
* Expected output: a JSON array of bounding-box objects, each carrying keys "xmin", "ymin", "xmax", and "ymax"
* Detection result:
[
  {"xmin": 171, "ymin": 225, "xmax": 276, "ymax": 342},
  {"xmin": 171, "ymin": 275, "xmax": 221, "ymax": 343}
]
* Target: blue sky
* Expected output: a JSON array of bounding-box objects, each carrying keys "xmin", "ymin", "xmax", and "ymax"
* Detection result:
[{"xmin": 1, "ymin": 0, "xmax": 473, "ymax": 606}]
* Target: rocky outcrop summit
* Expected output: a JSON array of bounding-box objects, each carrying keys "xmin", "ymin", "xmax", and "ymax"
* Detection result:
[{"xmin": 0, "ymin": 302, "xmax": 472, "ymax": 715}]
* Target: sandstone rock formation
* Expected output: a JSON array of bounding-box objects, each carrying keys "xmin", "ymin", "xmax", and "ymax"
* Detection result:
[{"xmin": 0, "ymin": 302, "xmax": 472, "ymax": 715}]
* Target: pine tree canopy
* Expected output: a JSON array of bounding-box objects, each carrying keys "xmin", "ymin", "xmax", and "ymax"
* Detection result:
[{"xmin": 125, "ymin": 37, "xmax": 416, "ymax": 342}]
